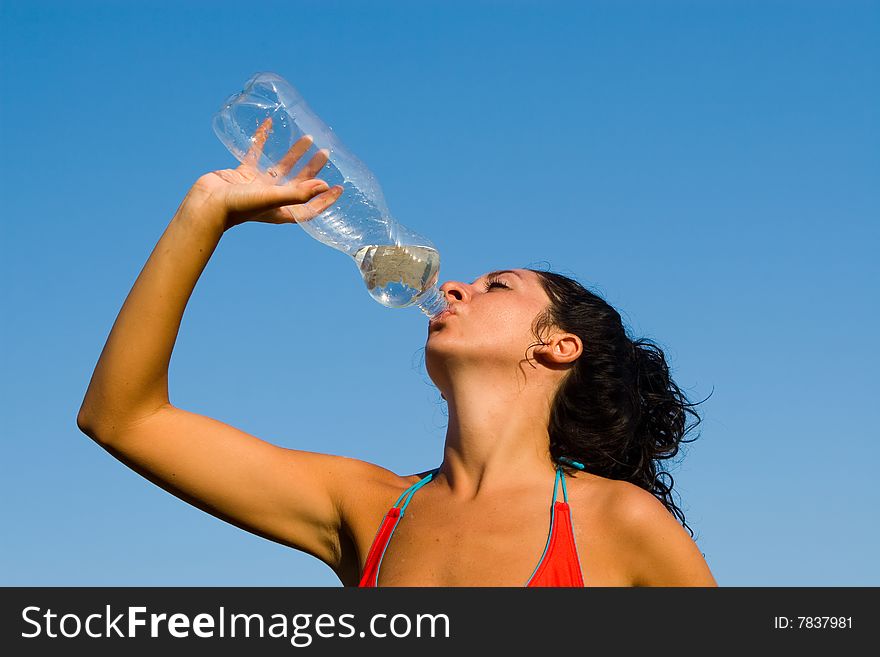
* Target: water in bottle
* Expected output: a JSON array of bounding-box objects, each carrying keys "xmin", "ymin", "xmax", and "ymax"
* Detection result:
[{"xmin": 212, "ymin": 72, "xmax": 448, "ymax": 319}]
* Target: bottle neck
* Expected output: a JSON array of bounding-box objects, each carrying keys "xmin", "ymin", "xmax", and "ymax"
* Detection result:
[{"xmin": 416, "ymin": 285, "xmax": 448, "ymax": 319}]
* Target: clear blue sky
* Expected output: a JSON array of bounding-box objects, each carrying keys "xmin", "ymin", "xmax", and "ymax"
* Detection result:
[{"xmin": 1, "ymin": 0, "xmax": 877, "ymax": 586}]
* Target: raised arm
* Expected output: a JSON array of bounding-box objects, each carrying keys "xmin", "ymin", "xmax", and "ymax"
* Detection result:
[{"xmin": 76, "ymin": 129, "xmax": 383, "ymax": 578}]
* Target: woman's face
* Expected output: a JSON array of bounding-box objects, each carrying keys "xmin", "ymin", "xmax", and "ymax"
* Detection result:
[{"xmin": 425, "ymin": 268, "xmax": 555, "ymax": 382}]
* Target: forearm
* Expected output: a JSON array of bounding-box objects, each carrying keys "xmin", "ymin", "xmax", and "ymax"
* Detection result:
[{"xmin": 77, "ymin": 188, "xmax": 227, "ymax": 439}]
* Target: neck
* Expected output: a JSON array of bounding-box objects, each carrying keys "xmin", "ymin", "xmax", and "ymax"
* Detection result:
[{"xmin": 434, "ymin": 367, "xmax": 560, "ymax": 500}]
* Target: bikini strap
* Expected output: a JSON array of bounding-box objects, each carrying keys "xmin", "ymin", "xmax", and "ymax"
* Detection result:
[
  {"xmin": 396, "ymin": 462, "xmax": 580, "ymax": 513},
  {"xmin": 554, "ymin": 457, "xmax": 585, "ymax": 504},
  {"xmin": 552, "ymin": 465, "xmax": 568, "ymax": 503},
  {"xmin": 392, "ymin": 468, "xmax": 440, "ymax": 514}
]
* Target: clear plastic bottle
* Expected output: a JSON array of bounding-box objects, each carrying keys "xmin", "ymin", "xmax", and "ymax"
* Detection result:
[{"xmin": 212, "ymin": 72, "xmax": 449, "ymax": 319}]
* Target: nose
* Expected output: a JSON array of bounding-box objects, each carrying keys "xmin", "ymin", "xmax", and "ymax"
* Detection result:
[{"xmin": 439, "ymin": 280, "xmax": 470, "ymax": 304}]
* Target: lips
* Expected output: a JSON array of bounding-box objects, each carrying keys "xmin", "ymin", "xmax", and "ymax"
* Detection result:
[{"xmin": 430, "ymin": 306, "xmax": 456, "ymax": 324}]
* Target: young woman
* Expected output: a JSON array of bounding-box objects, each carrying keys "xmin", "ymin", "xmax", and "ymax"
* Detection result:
[{"xmin": 77, "ymin": 135, "xmax": 717, "ymax": 587}]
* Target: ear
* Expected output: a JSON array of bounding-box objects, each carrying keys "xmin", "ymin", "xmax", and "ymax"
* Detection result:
[{"xmin": 535, "ymin": 332, "xmax": 582, "ymax": 365}]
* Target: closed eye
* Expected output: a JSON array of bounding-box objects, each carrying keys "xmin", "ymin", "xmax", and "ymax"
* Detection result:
[{"xmin": 485, "ymin": 278, "xmax": 510, "ymax": 291}]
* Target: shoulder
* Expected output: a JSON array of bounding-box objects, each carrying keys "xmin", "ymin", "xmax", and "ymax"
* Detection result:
[
  {"xmin": 323, "ymin": 455, "xmax": 423, "ymax": 512},
  {"xmin": 327, "ymin": 457, "xmax": 444, "ymax": 539},
  {"xmin": 289, "ymin": 452, "xmax": 424, "ymax": 537},
  {"xmin": 606, "ymin": 479, "xmax": 678, "ymax": 529},
  {"xmin": 573, "ymin": 475, "xmax": 717, "ymax": 587},
  {"xmin": 315, "ymin": 456, "xmax": 431, "ymax": 585}
]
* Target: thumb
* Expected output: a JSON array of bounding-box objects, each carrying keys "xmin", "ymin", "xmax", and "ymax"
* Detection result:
[
  {"xmin": 260, "ymin": 179, "xmax": 329, "ymax": 208},
  {"xmin": 291, "ymin": 177, "xmax": 329, "ymax": 198}
]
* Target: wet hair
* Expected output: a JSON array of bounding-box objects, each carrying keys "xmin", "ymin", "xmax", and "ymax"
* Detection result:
[{"xmin": 526, "ymin": 269, "xmax": 710, "ymax": 537}]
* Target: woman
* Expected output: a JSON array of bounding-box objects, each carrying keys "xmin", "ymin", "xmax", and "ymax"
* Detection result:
[{"xmin": 77, "ymin": 135, "xmax": 717, "ymax": 587}]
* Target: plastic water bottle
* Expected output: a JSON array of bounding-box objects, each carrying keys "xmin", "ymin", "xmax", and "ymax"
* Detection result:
[{"xmin": 212, "ymin": 72, "xmax": 449, "ymax": 319}]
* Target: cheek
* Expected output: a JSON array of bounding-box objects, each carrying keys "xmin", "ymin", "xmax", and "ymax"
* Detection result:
[
  {"xmin": 474, "ymin": 308, "xmax": 539, "ymax": 356},
  {"xmin": 425, "ymin": 305, "xmax": 541, "ymax": 361}
]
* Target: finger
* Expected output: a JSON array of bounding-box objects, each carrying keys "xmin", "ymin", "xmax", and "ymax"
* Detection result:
[
  {"xmin": 265, "ymin": 178, "xmax": 330, "ymax": 209},
  {"xmin": 285, "ymin": 185, "xmax": 344, "ymax": 223},
  {"xmin": 228, "ymin": 179, "xmax": 329, "ymax": 218},
  {"xmin": 243, "ymin": 117, "xmax": 273, "ymax": 167},
  {"xmin": 272, "ymin": 134, "xmax": 314, "ymax": 179},
  {"xmin": 292, "ymin": 148, "xmax": 330, "ymax": 182}
]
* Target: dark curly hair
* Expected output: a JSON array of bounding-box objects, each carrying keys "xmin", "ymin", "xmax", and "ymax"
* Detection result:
[{"xmin": 526, "ymin": 269, "xmax": 710, "ymax": 537}]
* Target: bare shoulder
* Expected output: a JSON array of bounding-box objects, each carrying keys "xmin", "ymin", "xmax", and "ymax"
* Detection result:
[
  {"xmin": 570, "ymin": 474, "xmax": 717, "ymax": 587},
  {"xmin": 325, "ymin": 456, "xmax": 431, "ymax": 585},
  {"xmin": 328, "ymin": 456, "xmax": 431, "ymax": 497},
  {"xmin": 325, "ymin": 455, "xmax": 420, "ymax": 515}
]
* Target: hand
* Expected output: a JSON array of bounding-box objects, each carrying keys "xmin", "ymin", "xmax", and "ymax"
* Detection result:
[{"xmin": 189, "ymin": 118, "xmax": 344, "ymax": 232}]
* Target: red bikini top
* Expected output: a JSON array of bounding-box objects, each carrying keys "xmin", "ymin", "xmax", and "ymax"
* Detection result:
[{"xmin": 358, "ymin": 462, "xmax": 585, "ymax": 587}]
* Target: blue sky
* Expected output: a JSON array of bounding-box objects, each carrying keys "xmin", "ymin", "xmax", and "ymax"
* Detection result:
[{"xmin": 1, "ymin": 0, "xmax": 877, "ymax": 586}]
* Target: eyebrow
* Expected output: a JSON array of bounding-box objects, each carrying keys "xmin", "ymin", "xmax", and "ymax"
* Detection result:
[{"xmin": 473, "ymin": 270, "xmax": 523, "ymax": 285}]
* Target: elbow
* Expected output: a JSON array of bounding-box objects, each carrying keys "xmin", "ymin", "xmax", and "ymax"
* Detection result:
[
  {"xmin": 76, "ymin": 411, "xmax": 127, "ymax": 447},
  {"xmin": 77, "ymin": 386, "xmax": 102, "ymax": 438},
  {"xmin": 76, "ymin": 401, "xmax": 171, "ymax": 445},
  {"xmin": 76, "ymin": 406, "xmax": 104, "ymax": 442},
  {"xmin": 76, "ymin": 400, "xmax": 118, "ymax": 445}
]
